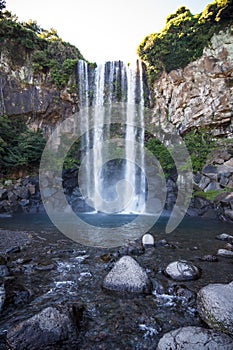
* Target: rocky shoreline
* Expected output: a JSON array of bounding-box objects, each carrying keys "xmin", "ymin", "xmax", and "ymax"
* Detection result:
[{"xmin": 1, "ymin": 145, "xmax": 233, "ymax": 223}]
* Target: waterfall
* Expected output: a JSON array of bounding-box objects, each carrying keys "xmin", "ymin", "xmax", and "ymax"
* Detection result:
[
  {"xmin": 77, "ymin": 59, "xmax": 146, "ymax": 213},
  {"xmin": 124, "ymin": 63, "xmax": 137, "ymax": 212}
]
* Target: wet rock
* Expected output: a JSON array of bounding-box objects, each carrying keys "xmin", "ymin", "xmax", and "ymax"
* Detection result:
[
  {"xmin": 168, "ymin": 284, "xmax": 196, "ymax": 305},
  {"xmin": 0, "ymin": 284, "xmax": 5, "ymax": 311},
  {"xmin": 0, "ymin": 265, "xmax": 9, "ymax": 277},
  {"xmin": 197, "ymin": 281, "xmax": 233, "ymax": 335},
  {"xmin": 118, "ymin": 240, "xmax": 144, "ymax": 256},
  {"xmin": 0, "ymin": 230, "xmax": 31, "ymax": 255},
  {"xmin": 225, "ymin": 243, "xmax": 233, "ymax": 251},
  {"xmin": 0, "ymin": 189, "xmax": 7, "ymax": 200},
  {"xmin": 217, "ymin": 249, "xmax": 233, "ymax": 257},
  {"xmin": 224, "ymin": 210, "xmax": 233, "ymax": 221},
  {"xmin": 103, "ymin": 255, "xmax": 152, "ymax": 293},
  {"xmin": 199, "ymin": 255, "xmax": 218, "ymax": 262},
  {"xmin": 216, "ymin": 233, "xmax": 233, "ymax": 243},
  {"xmin": 157, "ymin": 326, "xmax": 233, "ymax": 350},
  {"xmin": 142, "ymin": 233, "xmax": 154, "ymax": 248},
  {"xmin": 164, "ymin": 260, "xmax": 201, "ymax": 281},
  {"xmin": 7, "ymin": 305, "xmax": 81, "ymax": 349}
]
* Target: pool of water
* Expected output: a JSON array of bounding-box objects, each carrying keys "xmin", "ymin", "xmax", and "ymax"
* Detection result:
[{"xmin": 0, "ymin": 213, "xmax": 232, "ymax": 349}]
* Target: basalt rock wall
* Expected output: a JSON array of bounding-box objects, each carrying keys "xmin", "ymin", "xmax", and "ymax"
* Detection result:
[{"xmin": 152, "ymin": 28, "xmax": 233, "ymax": 137}]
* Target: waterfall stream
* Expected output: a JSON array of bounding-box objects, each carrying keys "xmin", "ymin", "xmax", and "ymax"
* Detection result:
[{"xmin": 77, "ymin": 60, "xmax": 147, "ymax": 214}]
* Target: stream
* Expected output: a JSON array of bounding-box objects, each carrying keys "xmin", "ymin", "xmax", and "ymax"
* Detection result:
[{"xmin": 0, "ymin": 213, "xmax": 232, "ymax": 349}]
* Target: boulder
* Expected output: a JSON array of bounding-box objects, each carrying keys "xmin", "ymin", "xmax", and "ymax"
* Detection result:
[
  {"xmin": 164, "ymin": 260, "xmax": 201, "ymax": 281},
  {"xmin": 7, "ymin": 305, "xmax": 81, "ymax": 349},
  {"xmin": 103, "ymin": 255, "xmax": 152, "ymax": 293},
  {"xmin": 216, "ymin": 233, "xmax": 233, "ymax": 243},
  {"xmin": 142, "ymin": 233, "xmax": 154, "ymax": 248},
  {"xmin": 157, "ymin": 326, "xmax": 233, "ymax": 350},
  {"xmin": 217, "ymin": 249, "xmax": 233, "ymax": 257},
  {"xmin": 197, "ymin": 281, "xmax": 233, "ymax": 335}
]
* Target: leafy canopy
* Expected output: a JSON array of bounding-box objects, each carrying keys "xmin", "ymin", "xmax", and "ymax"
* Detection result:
[{"xmin": 0, "ymin": 115, "xmax": 46, "ymax": 174}]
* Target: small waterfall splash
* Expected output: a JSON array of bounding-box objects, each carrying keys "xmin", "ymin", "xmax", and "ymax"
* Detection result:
[{"xmin": 77, "ymin": 60, "xmax": 147, "ymax": 213}]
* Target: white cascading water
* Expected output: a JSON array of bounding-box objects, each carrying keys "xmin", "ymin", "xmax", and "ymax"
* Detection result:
[
  {"xmin": 124, "ymin": 63, "xmax": 137, "ymax": 212},
  {"xmin": 77, "ymin": 60, "xmax": 146, "ymax": 213},
  {"xmin": 77, "ymin": 60, "xmax": 91, "ymax": 200}
]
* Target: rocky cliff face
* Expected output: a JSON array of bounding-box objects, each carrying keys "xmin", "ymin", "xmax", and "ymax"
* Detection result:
[
  {"xmin": 152, "ymin": 27, "xmax": 233, "ymax": 137},
  {"xmin": 0, "ymin": 50, "xmax": 78, "ymax": 138}
]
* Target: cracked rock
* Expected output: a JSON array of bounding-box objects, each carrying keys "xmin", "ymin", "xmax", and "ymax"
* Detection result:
[{"xmin": 157, "ymin": 326, "xmax": 233, "ymax": 349}]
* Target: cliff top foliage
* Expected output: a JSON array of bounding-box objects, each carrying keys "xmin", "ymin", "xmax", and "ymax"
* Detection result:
[
  {"xmin": 0, "ymin": 1, "xmax": 84, "ymax": 88},
  {"xmin": 137, "ymin": 0, "xmax": 233, "ymax": 82}
]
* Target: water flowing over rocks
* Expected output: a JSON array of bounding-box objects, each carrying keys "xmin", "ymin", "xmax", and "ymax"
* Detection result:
[
  {"xmin": 197, "ymin": 281, "xmax": 233, "ymax": 335},
  {"xmin": 156, "ymin": 326, "xmax": 233, "ymax": 350},
  {"xmin": 0, "ymin": 285, "xmax": 5, "ymax": 312},
  {"xmin": 152, "ymin": 28, "xmax": 233, "ymax": 137},
  {"xmin": 164, "ymin": 260, "xmax": 201, "ymax": 281},
  {"xmin": 103, "ymin": 255, "xmax": 152, "ymax": 293},
  {"xmin": 6, "ymin": 305, "xmax": 82, "ymax": 349}
]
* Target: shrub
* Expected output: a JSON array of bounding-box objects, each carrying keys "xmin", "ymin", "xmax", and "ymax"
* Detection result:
[{"xmin": 137, "ymin": 0, "xmax": 233, "ymax": 81}]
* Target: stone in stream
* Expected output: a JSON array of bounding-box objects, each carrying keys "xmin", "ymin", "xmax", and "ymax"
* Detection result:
[
  {"xmin": 142, "ymin": 233, "xmax": 155, "ymax": 248},
  {"xmin": 199, "ymin": 254, "xmax": 218, "ymax": 262},
  {"xmin": 217, "ymin": 249, "xmax": 233, "ymax": 257},
  {"xmin": 164, "ymin": 260, "xmax": 201, "ymax": 281},
  {"xmin": 197, "ymin": 281, "xmax": 233, "ymax": 335},
  {"xmin": 7, "ymin": 305, "xmax": 83, "ymax": 349},
  {"xmin": 216, "ymin": 233, "xmax": 233, "ymax": 243},
  {"xmin": 103, "ymin": 255, "xmax": 152, "ymax": 293},
  {"xmin": 156, "ymin": 326, "xmax": 233, "ymax": 350}
]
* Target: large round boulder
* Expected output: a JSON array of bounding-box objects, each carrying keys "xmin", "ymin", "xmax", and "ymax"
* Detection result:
[
  {"xmin": 7, "ymin": 305, "xmax": 81, "ymax": 349},
  {"xmin": 103, "ymin": 255, "xmax": 152, "ymax": 293},
  {"xmin": 197, "ymin": 281, "xmax": 233, "ymax": 335},
  {"xmin": 157, "ymin": 326, "xmax": 233, "ymax": 350}
]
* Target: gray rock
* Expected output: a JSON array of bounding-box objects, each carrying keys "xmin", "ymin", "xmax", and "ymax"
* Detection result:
[
  {"xmin": 203, "ymin": 164, "xmax": 218, "ymax": 174},
  {"xmin": 224, "ymin": 210, "xmax": 233, "ymax": 221},
  {"xmin": 0, "ymin": 284, "xmax": 5, "ymax": 311},
  {"xmin": 216, "ymin": 233, "xmax": 233, "ymax": 243},
  {"xmin": 103, "ymin": 255, "xmax": 151, "ymax": 293},
  {"xmin": 0, "ymin": 189, "xmax": 7, "ymax": 200},
  {"xmin": 198, "ymin": 176, "xmax": 211, "ymax": 190},
  {"xmin": 204, "ymin": 181, "xmax": 221, "ymax": 192},
  {"xmin": 197, "ymin": 281, "xmax": 233, "ymax": 335},
  {"xmin": 199, "ymin": 255, "xmax": 218, "ymax": 262},
  {"xmin": 164, "ymin": 260, "xmax": 201, "ymax": 281},
  {"xmin": 7, "ymin": 305, "xmax": 80, "ymax": 349},
  {"xmin": 142, "ymin": 233, "xmax": 154, "ymax": 247},
  {"xmin": 0, "ymin": 265, "xmax": 9, "ymax": 277},
  {"xmin": 217, "ymin": 249, "xmax": 233, "ymax": 257},
  {"xmin": 157, "ymin": 326, "xmax": 233, "ymax": 350}
]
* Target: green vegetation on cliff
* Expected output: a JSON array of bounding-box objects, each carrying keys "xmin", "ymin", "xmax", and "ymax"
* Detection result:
[
  {"xmin": 0, "ymin": 115, "xmax": 46, "ymax": 174},
  {"xmin": 137, "ymin": 0, "xmax": 233, "ymax": 82},
  {"xmin": 0, "ymin": 6, "xmax": 84, "ymax": 88},
  {"xmin": 145, "ymin": 128, "xmax": 217, "ymax": 176}
]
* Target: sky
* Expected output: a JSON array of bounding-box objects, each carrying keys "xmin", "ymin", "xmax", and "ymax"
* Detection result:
[{"xmin": 6, "ymin": 0, "xmax": 212, "ymax": 63}]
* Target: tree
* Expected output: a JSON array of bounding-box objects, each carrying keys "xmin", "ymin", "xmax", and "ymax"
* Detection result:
[{"xmin": 0, "ymin": 0, "xmax": 6, "ymax": 11}]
